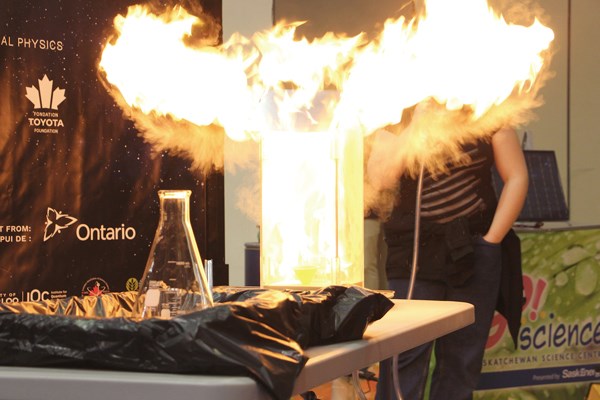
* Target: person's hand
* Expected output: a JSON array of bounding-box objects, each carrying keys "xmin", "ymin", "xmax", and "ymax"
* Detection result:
[{"xmin": 482, "ymin": 233, "xmax": 502, "ymax": 244}]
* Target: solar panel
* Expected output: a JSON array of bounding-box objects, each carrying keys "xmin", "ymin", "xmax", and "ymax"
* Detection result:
[{"xmin": 492, "ymin": 150, "xmax": 569, "ymax": 222}]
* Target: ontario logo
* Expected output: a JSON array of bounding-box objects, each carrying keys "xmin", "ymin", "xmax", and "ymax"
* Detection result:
[
  {"xmin": 25, "ymin": 74, "xmax": 66, "ymax": 134},
  {"xmin": 43, "ymin": 207, "xmax": 137, "ymax": 242}
]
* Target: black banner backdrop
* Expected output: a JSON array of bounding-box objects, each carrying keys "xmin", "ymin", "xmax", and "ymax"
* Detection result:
[{"xmin": 0, "ymin": 0, "xmax": 226, "ymax": 303}]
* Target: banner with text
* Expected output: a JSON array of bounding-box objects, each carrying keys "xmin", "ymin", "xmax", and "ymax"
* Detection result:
[
  {"xmin": 476, "ymin": 228, "xmax": 600, "ymax": 399},
  {"xmin": 0, "ymin": 0, "xmax": 224, "ymax": 303}
]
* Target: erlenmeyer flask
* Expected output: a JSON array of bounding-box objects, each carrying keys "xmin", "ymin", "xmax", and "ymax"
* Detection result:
[{"xmin": 134, "ymin": 190, "xmax": 213, "ymax": 319}]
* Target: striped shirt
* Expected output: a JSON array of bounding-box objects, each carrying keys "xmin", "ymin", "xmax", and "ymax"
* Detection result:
[{"xmin": 396, "ymin": 139, "xmax": 497, "ymax": 224}]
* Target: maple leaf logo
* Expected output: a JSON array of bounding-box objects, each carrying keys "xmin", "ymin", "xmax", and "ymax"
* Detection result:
[
  {"xmin": 43, "ymin": 207, "xmax": 78, "ymax": 241},
  {"xmin": 81, "ymin": 278, "xmax": 110, "ymax": 297},
  {"xmin": 86, "ymin": 281, "xmax": 105, "ymax": 296},
  {"xmin": 26, "ymin": 74, "xmax": 66, "ymax": 110}
]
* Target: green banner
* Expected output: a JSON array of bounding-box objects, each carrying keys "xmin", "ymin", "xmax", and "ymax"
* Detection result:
[{"xmin": 476, "ymin": 228, "xmax": 600, "ymax": 399}]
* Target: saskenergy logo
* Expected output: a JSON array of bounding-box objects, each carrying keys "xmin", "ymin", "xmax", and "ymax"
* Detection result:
[
  {"xmin": 43, "ymin": 207, "xmax": 136, "ymax": 242},
  {"xmin": 25, "ymin": 74, "xmax": 66, "ymax": 134}
]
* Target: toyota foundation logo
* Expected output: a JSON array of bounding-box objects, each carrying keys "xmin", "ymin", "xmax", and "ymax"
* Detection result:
[
  {"xmin": 26, "ymin": 74, "xmax": 66, "ymax": 110},
  {"xmin": 25, "ymin": 74, "xmax": 66, "ymax": 134}
]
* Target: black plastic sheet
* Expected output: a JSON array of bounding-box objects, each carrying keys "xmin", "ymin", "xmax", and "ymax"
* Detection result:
[{"xmin": 0, "ymin": 286, "xmax": 393, "ymax": 400}]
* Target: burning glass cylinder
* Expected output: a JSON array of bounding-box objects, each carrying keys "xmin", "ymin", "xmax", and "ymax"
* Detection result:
[{"xmin": 260, "ymin": 129, "xmax": 364, "ymax": 289}]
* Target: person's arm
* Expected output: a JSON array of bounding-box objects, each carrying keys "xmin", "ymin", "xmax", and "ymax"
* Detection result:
[{"xmin": 483, "ymin": 127, "xmax": 529, "ymax": 244}]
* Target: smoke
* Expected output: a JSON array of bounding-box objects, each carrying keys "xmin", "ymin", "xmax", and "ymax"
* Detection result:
[
  {"xmin": 492, "ymin": 0, "xmax": 550, "ymax": 26},
  {"xmin": 224, "ymin": 138, "xmax": 261, "ymax": 224},
  {"xmin": 234, "ymin": 166, "xmax": 262, "ymax": 225},
  {"xmin": 363, "ymin": 63, "xmax": 553, "ymax": 219}
]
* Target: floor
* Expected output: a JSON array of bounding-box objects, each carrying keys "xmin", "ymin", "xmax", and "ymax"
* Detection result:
[{"xmin": 292, "ymin": 366, "xmax": 379, "ymax": 400}]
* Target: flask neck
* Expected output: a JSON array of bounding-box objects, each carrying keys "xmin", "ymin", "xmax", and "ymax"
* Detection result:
[{"xmin": 158, "ymin": 190, "xmax": 191, "ymax": 225}]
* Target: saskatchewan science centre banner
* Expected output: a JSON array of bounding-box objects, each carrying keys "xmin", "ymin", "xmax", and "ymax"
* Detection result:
[{"xmin": 476, "ymin": 227, "xmax": 600, "ymax": 400}]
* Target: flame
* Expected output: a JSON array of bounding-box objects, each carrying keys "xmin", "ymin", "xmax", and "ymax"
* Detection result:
[
  {"xmin": 99, "ymin": 0, "xmax": 553, "ymax": 163},
  {"xmin": 99, "ymin": 0, "xmax": 555, "ymax": 287},
  {"xmin": 338, "ymin": 0, "xmax": 555, "ymax": 130},
  {"xmin": 260, "ymin": 125, "xmax": 363, "ymax": 287},
  {"xmin": 100, "ymin": 6, "xmax": 254, "ymax": 142}
]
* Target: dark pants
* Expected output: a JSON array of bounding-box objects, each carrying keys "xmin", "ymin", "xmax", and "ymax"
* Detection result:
[{"xmin": 376, "ymin": 237, "xmax": 502, "ymax": 400}]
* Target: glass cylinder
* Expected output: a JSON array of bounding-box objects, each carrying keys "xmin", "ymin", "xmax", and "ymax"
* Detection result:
[
  {"xmin": 134, "ymin": 190, "xmax": 213, "ymax": 319},
  {"xmin": 260, "ymin": 128, "xmax": 364, "ymax": 289}
]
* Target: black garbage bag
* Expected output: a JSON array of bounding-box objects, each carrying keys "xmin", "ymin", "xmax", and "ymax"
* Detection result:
[
  {"xmin": 0, "ymin": 286, "xmax": 393, "ymax": 400},
  {"xmin": 213, "ymin": 285, "xmax": 395, "ymax": 348},
  {"xmin": 298, "ymin": 285, "xmax": 394, "ymax": 347}
]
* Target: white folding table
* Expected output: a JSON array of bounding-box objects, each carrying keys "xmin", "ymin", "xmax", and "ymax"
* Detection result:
[{"xmin": 0, "ymin": 299, "xmax": 474, "ymax": 400}]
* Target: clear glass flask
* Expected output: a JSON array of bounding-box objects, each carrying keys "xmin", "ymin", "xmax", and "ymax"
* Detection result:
[{"xmin": 134, "ymin": 190, "xmax": 213, "ymax": 319}]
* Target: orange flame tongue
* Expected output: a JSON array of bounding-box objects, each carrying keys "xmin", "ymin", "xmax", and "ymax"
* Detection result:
[
  {"xmin": 337, "ymin": 0, "xmax": 555, "ymax": 134},
  {"xmin": 415, "ymin": 0, "xmax": 554, "ymax": 117},
  {"xmin": 100, "ymin": 5, "xmax": 255, "ymax": 141},
  {"xmin": 99, "ymin": 1, "xmax": 554, "ymax": 146}
]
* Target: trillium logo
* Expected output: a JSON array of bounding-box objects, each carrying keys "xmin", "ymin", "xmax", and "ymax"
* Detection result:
[
  {"xmin": 26, "ymin": 74, "xmax": 66, "ymax": 110},
  {"xmin": 43, "ymin": 207, "xmax": 78, "ymax": 241}
]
